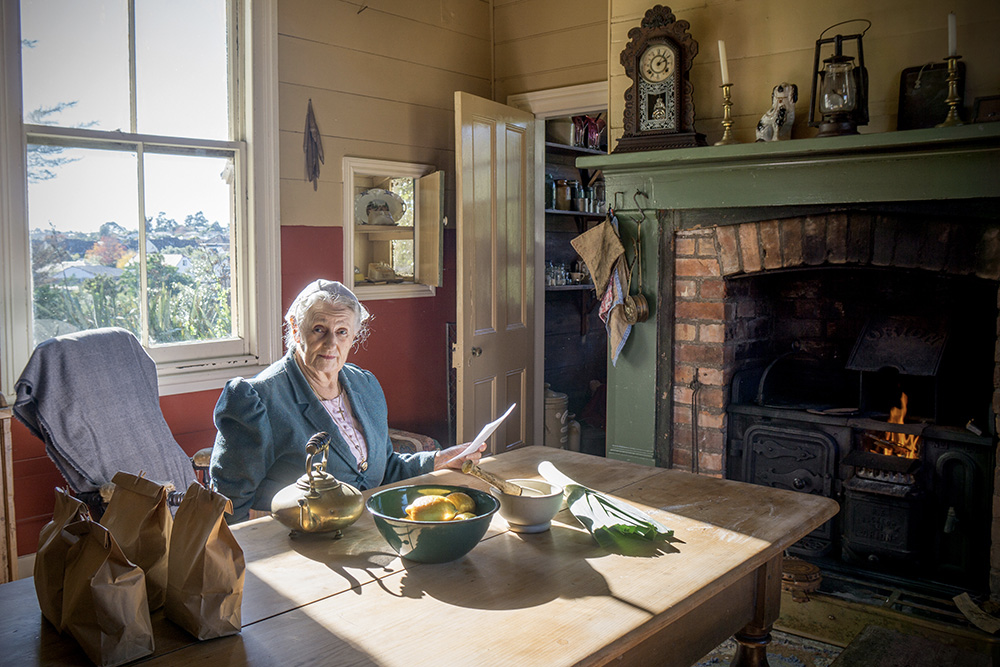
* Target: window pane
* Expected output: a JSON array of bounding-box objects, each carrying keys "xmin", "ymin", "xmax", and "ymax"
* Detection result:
[
  {"xmin": 136, "ymin": 0, "xmax": 230, "ymax": 139},
  {"xmin": 27, "ymin": 146, "xmax": 140, "ymax": 344},
  {"xmin": 143, "ymin": 152, "xmax": 235, "ymax": 345},
  {"xmin": 20, "ymin": 0, "xmax": 129, "ymax": 131},
  {"xmin": 390, "ymin": 178, "xmax": 414, "ymax": 278}
]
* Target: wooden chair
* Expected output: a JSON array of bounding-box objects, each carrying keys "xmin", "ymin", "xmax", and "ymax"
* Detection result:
[
  {"xmin": 13, "ymin": 328, "xmax": 201, "ymax": 518},
  {"xmin": 388, "ymin": 428, "xmax": 440, "ymax": 454}
]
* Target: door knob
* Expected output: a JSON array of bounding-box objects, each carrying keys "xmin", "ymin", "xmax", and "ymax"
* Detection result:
[{"xmin": 471, "ymin": 347, "xmax": 483, "ymax": 357}]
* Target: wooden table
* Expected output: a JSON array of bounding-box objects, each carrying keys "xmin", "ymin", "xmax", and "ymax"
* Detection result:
[{"xmin": 0, "ymin": 446, "xmax": 838, "ymax": 666}]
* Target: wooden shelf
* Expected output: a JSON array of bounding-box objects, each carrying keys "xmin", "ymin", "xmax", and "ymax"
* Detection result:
[
  {"xmin": 545, "ymin": 208, "xmax": 605, "ymax": 218},
  {"xmin": 354, "ymin": 226, "xmax": 413, "ymax": 241},
  {"xmin": 545, "ymin": 284, "xmax": 600, "ymax": 334},
  {"xmin": 545, "ymin": 141, "xmax": 606, "ymax": 157}
]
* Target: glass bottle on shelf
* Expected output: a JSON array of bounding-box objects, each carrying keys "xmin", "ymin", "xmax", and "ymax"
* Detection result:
[{"xmin": 555, "ymin": 180, "xmax": 571, "ymax": 210}]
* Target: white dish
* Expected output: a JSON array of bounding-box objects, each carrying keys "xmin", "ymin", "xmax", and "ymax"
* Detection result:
[
  {"xmin": 355, "ymin": 188, "xmax": 405, "ymax": 225},
  {"xmin": 490, "ymin": 479, "xmax": 564, "ymax": 533}
]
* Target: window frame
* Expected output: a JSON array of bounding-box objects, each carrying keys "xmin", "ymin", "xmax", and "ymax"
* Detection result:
[{"xmin": 0, "ymin": 0, "xmax": 282, "ymax": 399}]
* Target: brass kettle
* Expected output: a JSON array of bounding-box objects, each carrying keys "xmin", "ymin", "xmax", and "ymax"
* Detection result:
[{"xmin": 270, "ymin": 432, "xmax": 364, "ymax": 537}]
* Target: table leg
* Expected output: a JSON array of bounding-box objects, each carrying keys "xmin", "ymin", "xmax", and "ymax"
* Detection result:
[
  {"xmin": 731, "ymin": 625, "xmax": 772, "ymax": 667},
  {"xmin": 729, "ymin": 555, "xmax": 783, "ymax": 667}
]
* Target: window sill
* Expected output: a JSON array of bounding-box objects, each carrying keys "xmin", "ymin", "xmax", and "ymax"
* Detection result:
[
  {"xmin": 156, "ymin": 357, "xmax": 274, "ymax": 396},
  {"xmin": 353, "ymin": 283, "xmax": 436, "ymax": 301}
]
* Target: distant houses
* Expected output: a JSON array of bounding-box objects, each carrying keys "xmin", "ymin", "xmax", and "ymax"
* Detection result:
[
  {"xmin": 46, "ymin": 261, "xmax": 123, "ymax": 282},
  {"xmin": 44, "ymin": 253, "xmax": 193, "ymax": 283},
  {"xmin": 161, "ymin": 253, "xmax": 193, "ymax": 274}
]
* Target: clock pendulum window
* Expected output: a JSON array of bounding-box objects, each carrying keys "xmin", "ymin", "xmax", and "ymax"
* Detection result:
[{"xmin": 615, "ymin": 5, "xmax": 706, "ymax": 152}]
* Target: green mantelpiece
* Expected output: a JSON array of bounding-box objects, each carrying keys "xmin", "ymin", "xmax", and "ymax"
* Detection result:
[{"xmin": 578, "ymin": 123, "xmax": 1000, "ymax": 468}]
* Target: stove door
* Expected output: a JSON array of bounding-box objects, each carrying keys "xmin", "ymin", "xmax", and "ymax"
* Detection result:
[{"xmin": 743, "ymin": 424, "xmax": 838, "ymax": 553}]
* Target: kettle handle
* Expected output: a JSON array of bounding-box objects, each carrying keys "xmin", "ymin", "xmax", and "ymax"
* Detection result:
[{"xmin": 304, "ymin": 432, "xmax": 332, "ymax": 482}]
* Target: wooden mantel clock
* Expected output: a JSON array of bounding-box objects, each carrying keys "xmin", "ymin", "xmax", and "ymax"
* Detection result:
[{"xmin": 615, "ymin": 5, "xmax": 706, "ymax": 152}]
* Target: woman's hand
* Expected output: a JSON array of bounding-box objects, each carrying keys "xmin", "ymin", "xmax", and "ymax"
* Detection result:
[{"xmin": 433, "ymin": 441, "xmax": 487, "ymax": 471}]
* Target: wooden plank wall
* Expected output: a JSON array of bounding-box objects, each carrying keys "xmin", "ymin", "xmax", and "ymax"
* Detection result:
[
  {"xmin": 277, "ymin": 0, "xmax": 492, "ymax": 230},
  {"xmin": 493, "ymin": 0, "xmax": 609, "ymax": 103},
  {"xmin": 610, "ymin": 0, "xmax": 1000, "ymax": 146}
]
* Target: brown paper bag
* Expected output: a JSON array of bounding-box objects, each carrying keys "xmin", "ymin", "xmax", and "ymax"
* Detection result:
[
  {"xmin": 62, "ymin": 520, "xmax": 155, "ymax": 667},
  {"xmin": 34, "ymin": 488, "xmax": 91, "ymax": 630},
  {"xmin": 100, "ymin": 471, "xmax": 172, "ymax": 610},
  {"xmin": 165, "ymin": 482, "xmax": 245, "ymax": 639}
]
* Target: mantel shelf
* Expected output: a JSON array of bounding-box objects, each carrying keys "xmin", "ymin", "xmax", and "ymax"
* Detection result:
[{"xmin": 580, "ymin": 123, "xmax": 1000, "ymax": 212}]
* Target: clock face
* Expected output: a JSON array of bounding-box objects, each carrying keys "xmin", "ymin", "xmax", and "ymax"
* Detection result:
[
  {"xmin": 639, "ymin": 43, "xmax": 675, "ymax": 83},
  {"xmin": 636, "ymin": 41, "xmax": 680, "ymax": 132}
]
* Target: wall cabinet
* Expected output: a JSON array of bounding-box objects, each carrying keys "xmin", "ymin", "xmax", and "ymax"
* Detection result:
[{"xmin": 343, "ymin": 157, "xmax": 444, "ymax": 301}]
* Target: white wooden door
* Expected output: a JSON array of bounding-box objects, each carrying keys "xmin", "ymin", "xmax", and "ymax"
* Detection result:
[{"xmin": 454, "ymin": 91, "xmax": 536, "ymax": 455}]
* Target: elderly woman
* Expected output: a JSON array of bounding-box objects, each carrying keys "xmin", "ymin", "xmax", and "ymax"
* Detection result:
[{"xmin": 210, "ymin": 279, "xmax": 484, "ymax": 523}]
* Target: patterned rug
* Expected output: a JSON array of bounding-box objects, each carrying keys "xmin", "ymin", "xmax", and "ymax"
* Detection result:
[{"xmin": 693, "ymin": 630, "xmax": 843, "ymax": 667}]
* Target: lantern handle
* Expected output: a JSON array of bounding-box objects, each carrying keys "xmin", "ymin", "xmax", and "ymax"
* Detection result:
[{"xmin": 819, "ymin": 18, "xmax": 871, "ymax": 41}]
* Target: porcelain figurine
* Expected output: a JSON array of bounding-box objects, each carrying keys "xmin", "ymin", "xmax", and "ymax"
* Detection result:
[{"xmin": 756, "ymin": 83, "xmax": 798, "ymax": 142}]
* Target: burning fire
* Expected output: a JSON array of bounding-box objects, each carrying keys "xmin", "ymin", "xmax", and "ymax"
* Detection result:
[{"xmin": 869, "ymin": 392, "xmax": 920, "ymax": 459}]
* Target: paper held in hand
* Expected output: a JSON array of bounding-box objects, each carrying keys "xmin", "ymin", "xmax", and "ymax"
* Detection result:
[{"xmin": 447, "ymin": 402, "xmax": 516, "ymax": 464}]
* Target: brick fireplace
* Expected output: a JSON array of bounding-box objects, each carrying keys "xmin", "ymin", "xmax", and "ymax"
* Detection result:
[
  {"xmin": 580, "ymin": 122, "xmax": 1000, "ymax": 599},
  {"xmin": 671, "ymin": 209, "xmax": 999, "ymax": 592}
]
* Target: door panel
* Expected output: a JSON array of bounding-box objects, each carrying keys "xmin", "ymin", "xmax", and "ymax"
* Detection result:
[
  {"xmin": 416, "ymin": 170, "xmax": 443, "ymax": 287},
  {"xmin": 504, "ymin": 124, "xmax": 527, "ymax": 330},
  {"xmin": 473, "ymin": 376, "xmax": 496, "ymax": 447},
  {"xmin": 504, "ymin": 369, "xmax": 527, "ymax": 449},
  {"xmin": 455, "ymin": 91, "xmax": 535, "ymax": 455}
]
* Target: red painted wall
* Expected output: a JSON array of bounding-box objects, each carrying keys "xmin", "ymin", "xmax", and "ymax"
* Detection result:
[
  {"xmin": 10, "ymin": 224, "xmax": 457, "ymax": 556},
  {"xmin": 11, "ymin": 389, "xmax": 221, "ymax": 555}
]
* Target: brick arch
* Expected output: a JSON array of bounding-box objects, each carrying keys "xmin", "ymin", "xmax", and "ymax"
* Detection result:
[{"xmin": 713, "ymin": 214, "xmax": 1000, "ymax": 280}]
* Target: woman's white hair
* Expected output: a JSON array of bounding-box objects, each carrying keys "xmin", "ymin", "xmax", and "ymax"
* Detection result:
[{"xmin": 284, "ymin": 279, "xmax": 371, "ymax": 349}]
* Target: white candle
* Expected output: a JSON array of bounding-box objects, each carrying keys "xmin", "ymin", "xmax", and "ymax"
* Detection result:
[
  {"xmin": 948, "ymin": 12, "xmax": 957, "ymax": 57},
  {"xmin": 718, "ymin": 40, "xmax": 730, "ymax": 84}
]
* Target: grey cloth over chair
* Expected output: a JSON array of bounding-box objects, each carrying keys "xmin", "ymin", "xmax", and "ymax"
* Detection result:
[{"xmin": 14, "ymin": 327, "xmax": 197, "ymax": 494}]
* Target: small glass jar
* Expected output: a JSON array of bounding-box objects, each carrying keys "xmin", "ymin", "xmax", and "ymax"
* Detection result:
[
  {"xmin": 569, "ymin": 180, "xmax": 581, "ymax": 200},
  {"xmin": 555, "ymin": 179, "xmax": 571, "ymax": 210}
]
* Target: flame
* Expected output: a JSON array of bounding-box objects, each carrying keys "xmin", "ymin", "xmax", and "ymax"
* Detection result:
[{"xmin": 872, "ymin": 392, "xmax": 920, "ymax": 459}]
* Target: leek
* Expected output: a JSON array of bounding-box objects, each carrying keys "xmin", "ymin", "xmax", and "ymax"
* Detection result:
[{"xmin": 538, "ymin": 461, "xmax": 673, "ymax": 549}]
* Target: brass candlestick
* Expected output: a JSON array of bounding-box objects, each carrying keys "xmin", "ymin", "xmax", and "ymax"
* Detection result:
[
  {"xmin": 715, "ymin": 83, "xmax": 739, "ymax": 145},
  {"xmin": 936, "ymin": 55, "xmax": 964, "ymax": 127}
]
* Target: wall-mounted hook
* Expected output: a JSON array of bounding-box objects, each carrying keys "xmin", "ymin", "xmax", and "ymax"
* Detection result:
[
  {"xmin": 632, "ymin": 190, "xmax": 651, "ymax": 225},
  {"xmin": 613, "ymin": 190, "xmax": 626, "ymax": 211}
]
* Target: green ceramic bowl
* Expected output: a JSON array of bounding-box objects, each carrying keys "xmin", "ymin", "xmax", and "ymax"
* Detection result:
[{"xmin": 366, "ymin": 484, "xmax": 500, "ymax": 563}]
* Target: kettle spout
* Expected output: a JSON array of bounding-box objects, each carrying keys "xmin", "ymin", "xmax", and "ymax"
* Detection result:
[{"xmin": 298, "ymin": 496, "xmax": 317, "ymax": 532}]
